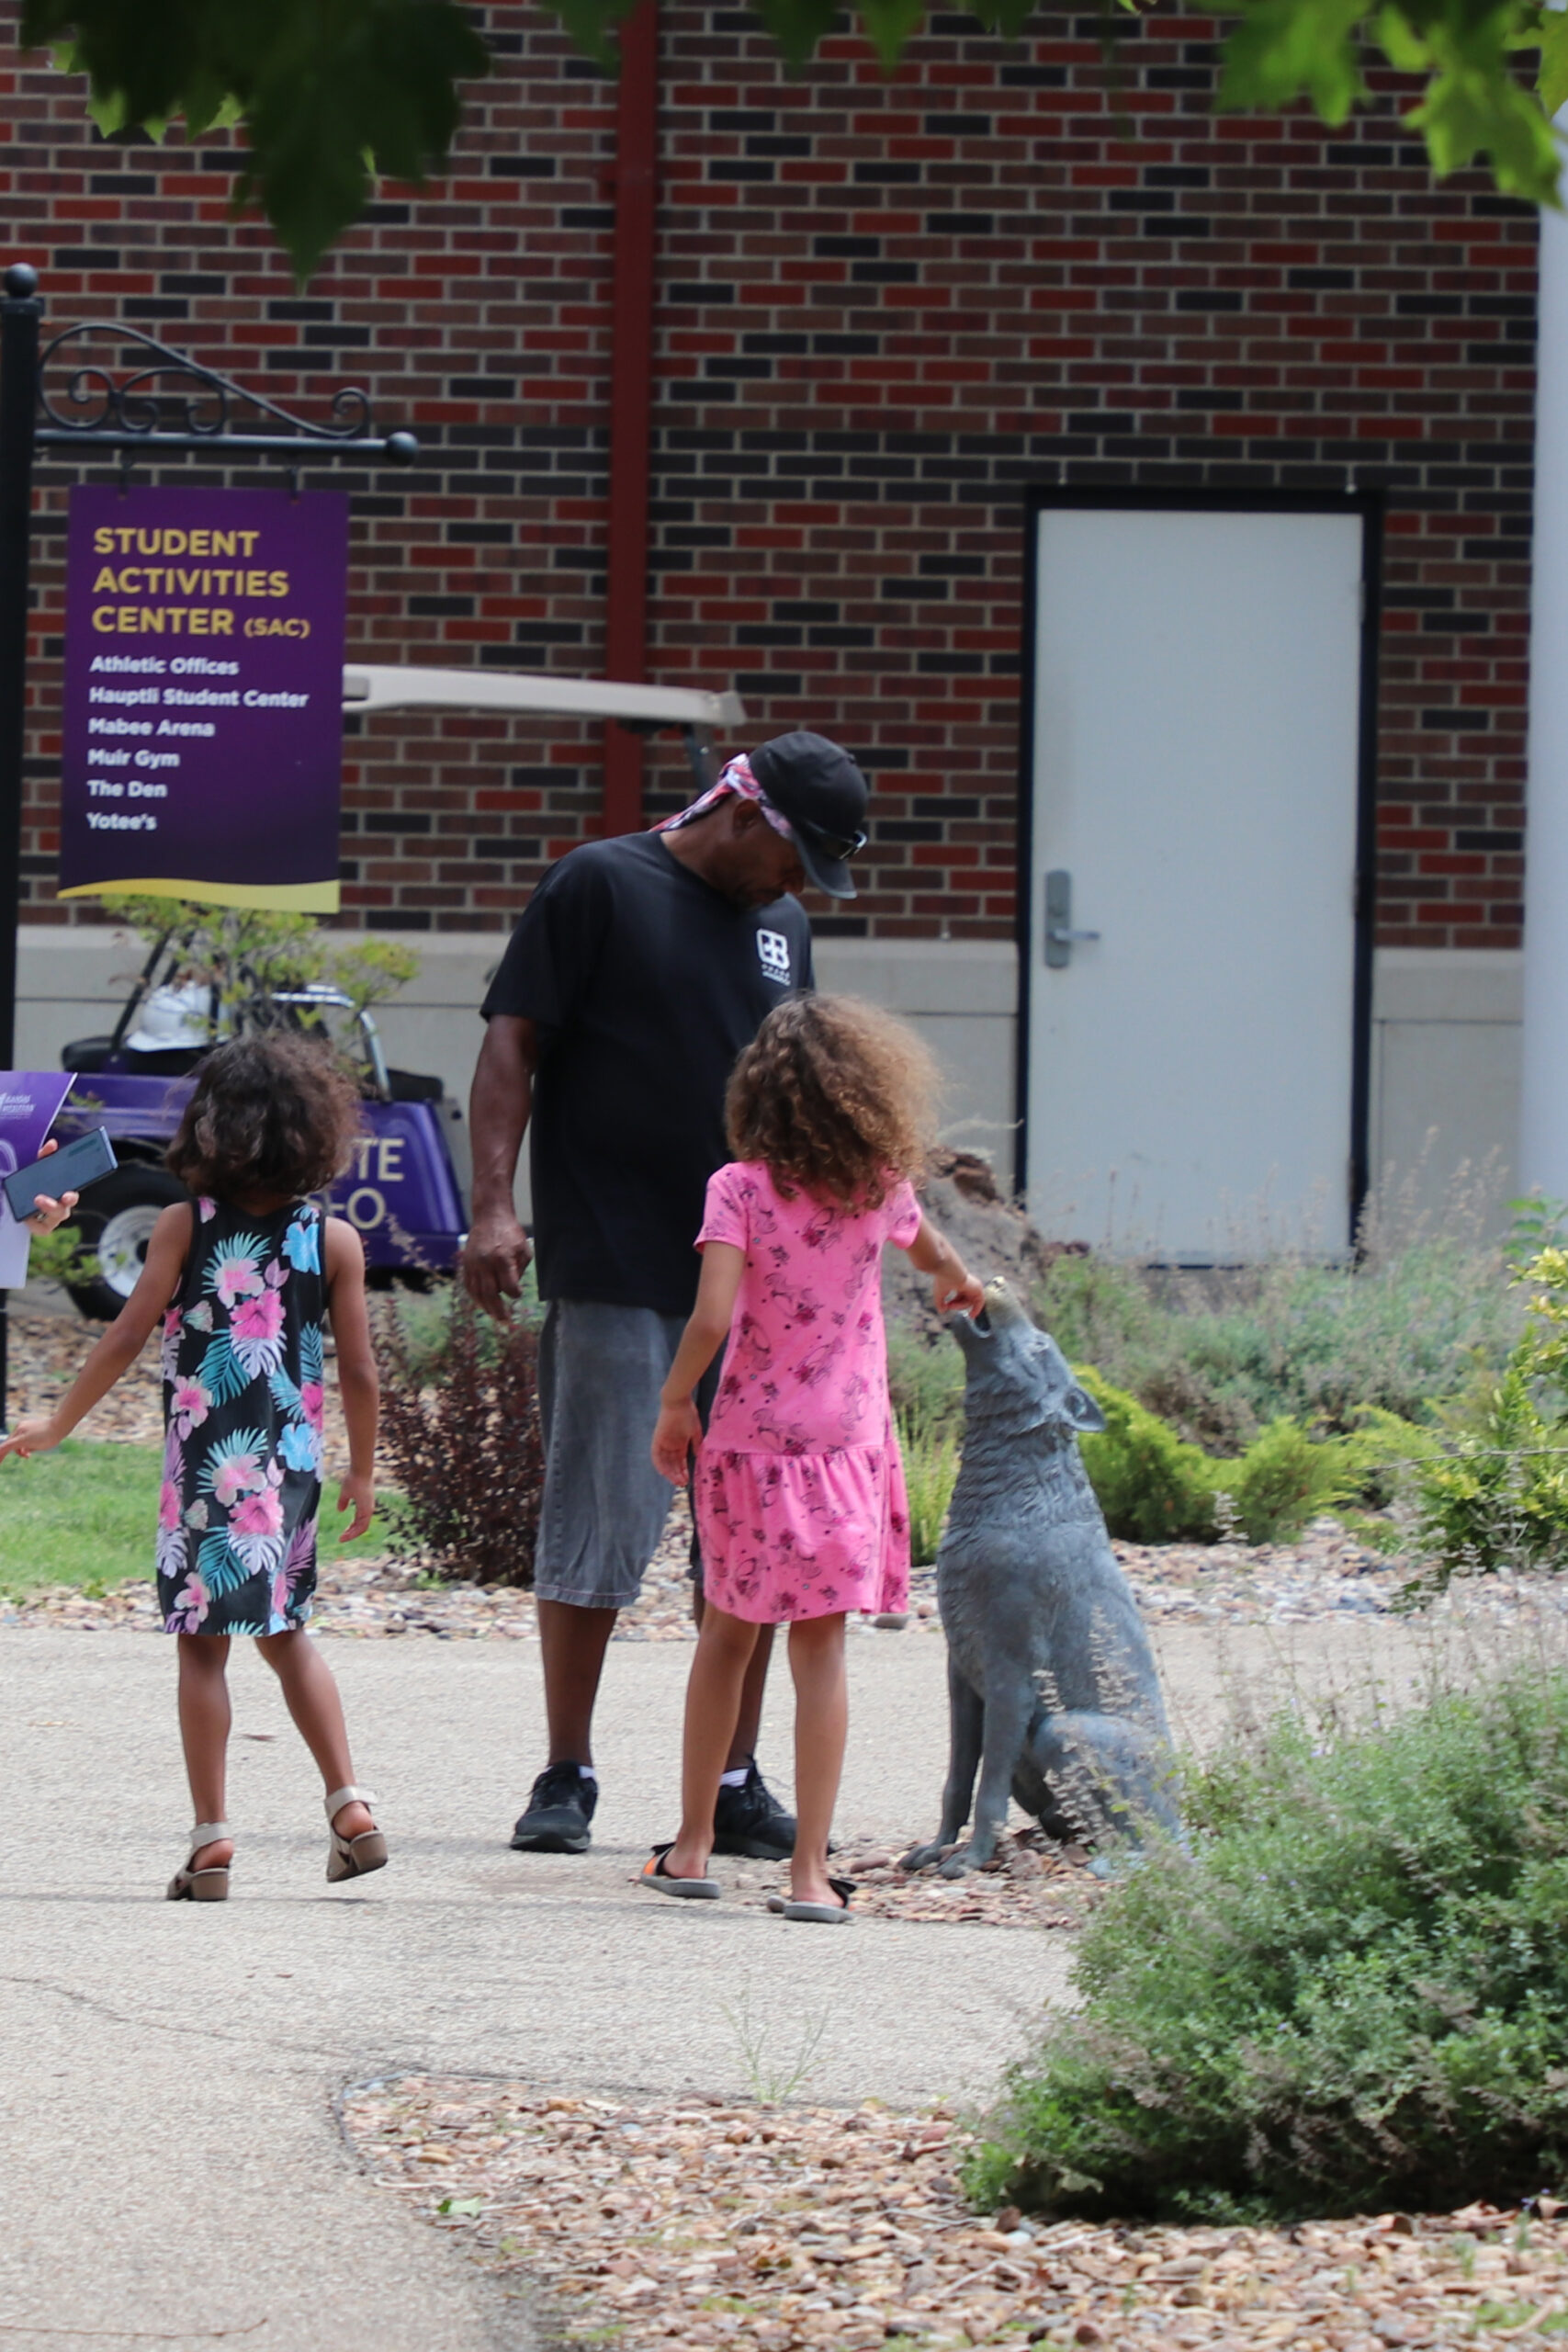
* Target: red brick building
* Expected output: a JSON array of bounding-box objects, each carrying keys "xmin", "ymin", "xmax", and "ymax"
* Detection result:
[{"xmin": 1, "ymin": 3, "xmax": 1537, "ymax": 1223}]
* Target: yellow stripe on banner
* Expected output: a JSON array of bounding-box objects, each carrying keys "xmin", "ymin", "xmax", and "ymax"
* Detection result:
[{"xmin": 56, "ymin": 876, "xmax": 341, "ymax": 913}]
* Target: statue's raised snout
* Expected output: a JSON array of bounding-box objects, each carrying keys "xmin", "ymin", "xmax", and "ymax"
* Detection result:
[{"xmin": 946, "ymin": 1275, "xmax": 1027, "ymax": 1351}]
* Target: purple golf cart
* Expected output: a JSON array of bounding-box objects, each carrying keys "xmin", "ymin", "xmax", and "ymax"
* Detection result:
[{"xmin": 52, "ymin": 967, "xmax": 468, "ymax": 1319}]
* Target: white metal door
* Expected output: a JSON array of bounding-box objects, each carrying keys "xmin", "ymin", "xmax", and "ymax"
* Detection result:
[{"xmin": 1025, "ymin": 503, "xmax": 1366, "ymax": 1259}]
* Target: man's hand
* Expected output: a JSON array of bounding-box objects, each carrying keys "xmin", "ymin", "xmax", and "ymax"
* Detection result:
[
  {"xmin": 460, "ymin": 1209, "xmax": 534, "ymax": 1321},
  {"xmin": 336, "ymin": 1473, "xmax": 376, "ymax": 1544},
  {"xmin": 652, "ymin": 1396, "xmax": 702, "ymax": 1485}
]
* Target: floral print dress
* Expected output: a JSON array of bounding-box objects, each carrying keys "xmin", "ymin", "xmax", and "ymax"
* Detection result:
[
  {"xmin": 693, "ymin": 1160, "xmax": 920, "ymax": 1625},
  {"xmin": 157, "ymin": 1194, "xmax": 327, "ymax": 1636}
]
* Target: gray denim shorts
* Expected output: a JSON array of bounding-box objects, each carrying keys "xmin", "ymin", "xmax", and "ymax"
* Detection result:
[{"xmin": 534, "ymin": 1298, "xmax": 718, "ymax": 1611}]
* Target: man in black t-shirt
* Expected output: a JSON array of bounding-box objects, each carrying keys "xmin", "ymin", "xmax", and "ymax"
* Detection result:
[{"xmin": 462, "ymin": 732, "xmax": 871, "ymax": 1858}]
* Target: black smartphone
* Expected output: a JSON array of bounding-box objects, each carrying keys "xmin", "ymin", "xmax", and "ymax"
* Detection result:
[{"xmin": 3, "ymin": 1126, "xmax": 118, "ymax": 1223}]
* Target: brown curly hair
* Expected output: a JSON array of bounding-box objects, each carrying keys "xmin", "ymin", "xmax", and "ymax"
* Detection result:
[
  {"xmin": 725, "ymin": 994, "xmax": 939, "ymax": 1208},
  {"xmin": 166, "ymin": 1033, "xmax": 364, "ymax": 1201}
]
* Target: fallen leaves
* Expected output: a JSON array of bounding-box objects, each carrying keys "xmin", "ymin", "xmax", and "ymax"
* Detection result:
[{"xmin": 342, "ymin": 2077, "xmax": 1568, "ymax": 2350}]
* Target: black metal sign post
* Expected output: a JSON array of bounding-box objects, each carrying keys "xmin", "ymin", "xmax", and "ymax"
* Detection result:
[{"xmin": 0, "ymin": 261, "xmax": 417, "ymax": 1423}]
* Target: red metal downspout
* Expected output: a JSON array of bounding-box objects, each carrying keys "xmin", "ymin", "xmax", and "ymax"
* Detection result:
[{"xmin": 602, "ymin": 0, "xmax": 660, "ymax": 836}]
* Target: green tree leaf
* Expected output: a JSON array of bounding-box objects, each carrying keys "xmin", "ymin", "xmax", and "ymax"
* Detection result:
[
  {"xmin": 1213, "ymin": 0, "xmax": 1371, "ymax": 121},
  {"xmin": 1410, "ymin": 53, "xmax": 1562, "ymax": 199},
  {"xmin": 1539, "ymin": 2, "xmax": 1568, "ymax": 119},
  {"xmin": 20, "ymin": 0, "xmax": 1568, "ymax": 278},
  {"xmin": 21, "ymin": 0, "xmax": 491, "ymax": 282}
]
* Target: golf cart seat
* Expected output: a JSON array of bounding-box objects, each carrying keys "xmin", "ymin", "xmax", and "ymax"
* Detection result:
[{"xmin": 62, "ymin": 1035, "xmax": 209, "ymax": 1077}]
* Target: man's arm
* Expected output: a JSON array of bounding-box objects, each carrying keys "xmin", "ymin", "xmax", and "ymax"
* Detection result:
[{"xmin": 460, "ymin": 1012, "xmax": 541, "ymax": 1319}]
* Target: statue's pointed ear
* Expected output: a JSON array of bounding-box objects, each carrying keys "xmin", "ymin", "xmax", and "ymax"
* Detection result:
[{"xmin": 1064, "ymin": 1384, "xmax": 1107, "ymax": 1434}]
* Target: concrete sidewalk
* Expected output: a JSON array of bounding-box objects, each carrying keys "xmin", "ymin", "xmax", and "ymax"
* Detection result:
[{"xmin": 0, "ymin": 1614, "xmax": 1507, "ymax": 2351}]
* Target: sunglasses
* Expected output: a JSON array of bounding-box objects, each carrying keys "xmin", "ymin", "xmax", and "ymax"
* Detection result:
[{"xmin": 799, "ymin": 821, "xmax": 869, "ymax": 862}]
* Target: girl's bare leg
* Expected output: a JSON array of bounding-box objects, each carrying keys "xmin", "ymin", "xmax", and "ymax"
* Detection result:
[
  {"xmin": 787, "ymin": 1611, "xmax": 848, "ymax": 1906},
  {"xmin": 255, "ymin": 1628, "xmax": 374, "ymax": 1839},
  {"xmin": 176, "ymin": 1633, "xmax": 234, "ymax": 1871},
  {"xmin": 664, "ymin": 1600, "xmax": 760, "ymax": 1880}
]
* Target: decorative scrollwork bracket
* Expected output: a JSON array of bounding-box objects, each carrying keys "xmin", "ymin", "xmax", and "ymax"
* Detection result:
[{"xmin": 33, "ymin": 318, "xmax": 417, "ymax": 463}]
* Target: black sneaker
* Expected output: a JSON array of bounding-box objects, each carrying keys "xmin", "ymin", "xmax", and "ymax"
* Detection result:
[
  {"xmin": 510, "ymin": 1763, "xmax": 597, "ymax": 1854},
  {"xmin": 711, "ymin": 1761, "xmax": 796, "ymax": 1860}
]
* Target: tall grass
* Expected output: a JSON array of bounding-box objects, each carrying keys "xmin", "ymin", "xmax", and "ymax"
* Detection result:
[
  {"xmin": 1035, "ymin": 1235, "xmax": 1518, "ymax": 1453},
  {"xmin": 897, "ymin": 1408, "xmax": 961, "ymax": 1566}
]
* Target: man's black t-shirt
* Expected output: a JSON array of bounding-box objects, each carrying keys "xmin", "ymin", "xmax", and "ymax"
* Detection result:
[{"xmin": 481, "ymin": 831, "xmax": 814, "ymax": 1315}]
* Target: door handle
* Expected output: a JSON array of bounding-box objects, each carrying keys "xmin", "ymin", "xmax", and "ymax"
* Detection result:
[{"xmin": 1043, "ymin": 870, "xmax": 1100, "ymax": 968}]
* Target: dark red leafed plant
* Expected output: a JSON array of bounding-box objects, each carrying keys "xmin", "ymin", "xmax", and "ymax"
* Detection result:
[{"xmin": 375, "ymin": 1288, "xmax": 543, "ymax": 1587}]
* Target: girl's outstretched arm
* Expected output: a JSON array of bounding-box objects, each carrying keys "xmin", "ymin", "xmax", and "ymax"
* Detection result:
[
  {"xmin": 904, "ymin": 1212, "xmax": 986, "ymax": 1320},
  {"xmin": 0, "ymin": 1199, "xmax": 192, "ymax": 1459},
  {"xmin": 324, "ymin": 1215, "xmax": 378, "ymax": 1542},
  {"xmin": 651, "ymin": 1241, "xmax": 745, "ymax": 1484}
]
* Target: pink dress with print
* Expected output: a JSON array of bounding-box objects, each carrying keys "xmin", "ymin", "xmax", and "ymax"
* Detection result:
[{"xmin": 693, "ymin": 1160, "xmax": 919, "ymax": 1624}]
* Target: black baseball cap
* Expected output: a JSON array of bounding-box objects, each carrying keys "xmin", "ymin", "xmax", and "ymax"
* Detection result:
[{"xmin": 749, "ymin": 730, "xmax": 870, "ymax": 899}]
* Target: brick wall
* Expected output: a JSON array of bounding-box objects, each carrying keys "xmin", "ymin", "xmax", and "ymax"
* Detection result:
[{"xmin": 0, "ymin": 3, "xmax": 1538, "ymax": 946}]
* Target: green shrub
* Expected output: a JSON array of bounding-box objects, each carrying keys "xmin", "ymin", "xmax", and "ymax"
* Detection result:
[
  {"xmin": 1408, "ymin": 1248, "xmax": 1568, "ymax": 1589},
  {"xmin": 1076, "ymin": 1368, "xmax": 1219, "ymax": 1544},
  {"xmin": 966, "ymin": 1669, "xmax": 1568, "ymax": 2223},
  {"xmin": 1216, "ymin": 1417, "xmax": 1358, "ymax": 1544},
  {"xmin": 887, "ymin": 1300, "xmax": 1428, "ymax": 1555},
  {"xmin": 1414, "ymin": 1363, "xmax": 1562, "ymax": 1580},
  {"xmin": 897, "ymin": 1409, "xmax": 960, "ymax": 1567},
  {"xmin": 21, "ymin": 1224, "xmax": 96, "ymax": 1292}
]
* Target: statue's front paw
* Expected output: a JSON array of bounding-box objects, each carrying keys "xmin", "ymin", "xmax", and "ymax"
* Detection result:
[
  {"xmin": 938, "ymin": 1846, "xmax": 978, "ymax": 1879},
  {"xmin": 899, "ymin": 1838, "xmax": 947, "ymax": 1873}
]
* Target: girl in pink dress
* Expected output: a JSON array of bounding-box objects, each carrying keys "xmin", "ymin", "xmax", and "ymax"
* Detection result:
[{"xmin": 648, "ymin": 996, "xmax": 983, "ymax": 1920}]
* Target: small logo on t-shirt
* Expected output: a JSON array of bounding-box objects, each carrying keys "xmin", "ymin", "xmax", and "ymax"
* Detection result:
[{"xmin": 756, "ymin": 928, "xmax": 792, "ymax": 985}]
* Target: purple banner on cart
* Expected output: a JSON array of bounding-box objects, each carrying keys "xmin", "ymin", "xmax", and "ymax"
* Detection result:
[{"xmin": 58, "ymin": 485, "xmax": 349, "ymax": 911}]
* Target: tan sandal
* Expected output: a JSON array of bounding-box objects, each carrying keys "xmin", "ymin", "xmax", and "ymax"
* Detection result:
[
  {"xmin": 324, "ymin": 1784, "xmax": 388, "ymax": 1883},
  {"xmin": 167, "ymin": 1821, "xmax": 231, "ymax": 1903}
]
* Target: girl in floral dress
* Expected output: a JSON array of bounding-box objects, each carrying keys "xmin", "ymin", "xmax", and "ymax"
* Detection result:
[
  {"xmin": 0, "ymin": 1035, "xmax": 386, "ymax": 1903},
  {"xmin": 649, "ymin": 997, "xmax": 984, "ymax": 1920}
]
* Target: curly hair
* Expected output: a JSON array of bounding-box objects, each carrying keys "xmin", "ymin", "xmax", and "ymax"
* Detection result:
[
  {"xmin": 166, "ymin": 1033, "xmax": 364, "ymax": 1202},
  {"xmin": 725, "ymin": 994, "xmax": 939, "ymax": 1208}
]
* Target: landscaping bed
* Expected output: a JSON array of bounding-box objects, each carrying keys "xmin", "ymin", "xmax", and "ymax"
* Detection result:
[{"xmin": 342, "ymin": 2075, "xmax": 1568, "ymax": 2349}]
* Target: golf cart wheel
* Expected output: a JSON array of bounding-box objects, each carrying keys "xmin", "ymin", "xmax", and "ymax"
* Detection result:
[{"xmin": 65, "ymin": 1166, "xmax": 191, "ymax": 1322}]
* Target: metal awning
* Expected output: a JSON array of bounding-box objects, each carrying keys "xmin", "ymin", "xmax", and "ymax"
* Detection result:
[{"xmin": 342, "ymin": 664, "xmax": 746, "ymax": 730}]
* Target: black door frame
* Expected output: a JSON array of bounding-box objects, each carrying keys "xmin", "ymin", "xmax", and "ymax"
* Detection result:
[{"xmin": 1014, "ymin": 484, "xmax": 1384, "ymax": 1252}]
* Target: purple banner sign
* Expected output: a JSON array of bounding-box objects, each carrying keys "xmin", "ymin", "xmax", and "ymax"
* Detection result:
[{"xmin": 58, "ymin": 486, "xmax": 349, "ymax": 911}]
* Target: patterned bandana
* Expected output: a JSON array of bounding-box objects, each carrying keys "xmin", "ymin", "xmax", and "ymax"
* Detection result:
[{"xmin": 650, "ymin": 752, "xmax": 796, "ymax": 844}]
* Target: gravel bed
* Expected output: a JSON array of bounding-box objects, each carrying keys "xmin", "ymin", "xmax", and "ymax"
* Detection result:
[
  {"xmin": 11, "ymin": 1491, "xmax": 1568, "ymax": 1642},
  {"xmin": 343, "ymin": 2076, "xmax": 1568, "ymax": 2350}
]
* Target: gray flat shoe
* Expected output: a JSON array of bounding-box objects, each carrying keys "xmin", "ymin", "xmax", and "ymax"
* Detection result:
[
  {"xmin": 773, "ymin": 1874, "xmax": 855, "ymax": 1923},
  {"xmin": 641, "ymin": 1844, "xmax": 721, "ymax": 1900}
]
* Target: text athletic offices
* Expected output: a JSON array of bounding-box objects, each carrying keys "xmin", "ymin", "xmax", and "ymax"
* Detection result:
[{"xmin": 1, "ymin": 3, "xmax": 1548, "ymax": 1252}]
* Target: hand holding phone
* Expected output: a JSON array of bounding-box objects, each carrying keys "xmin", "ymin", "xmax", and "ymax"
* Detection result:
[{"xmin": 3, "ymin": 1126, "xmax": 118, "ymax": 1224}]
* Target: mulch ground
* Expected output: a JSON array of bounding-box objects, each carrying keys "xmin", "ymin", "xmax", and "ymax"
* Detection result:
[{"xmin": 342, "ymin": 2077, "xmax": 1568, "ymax": 2350}]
